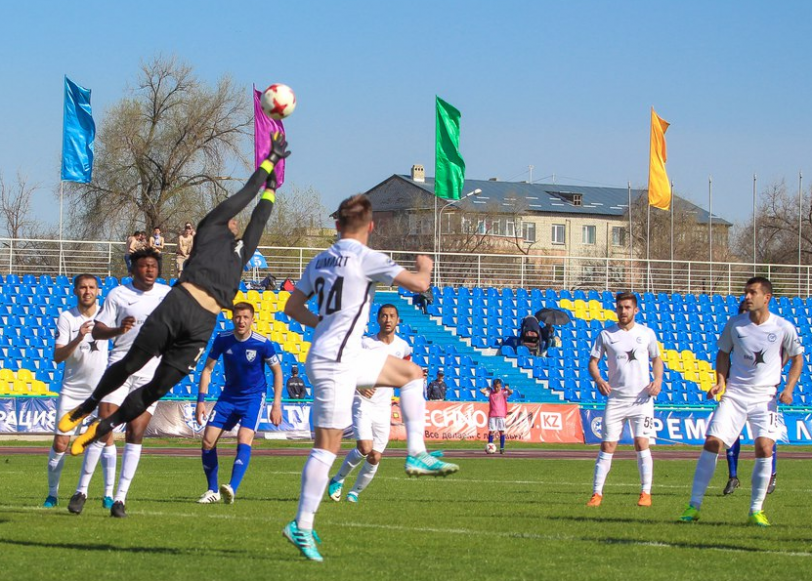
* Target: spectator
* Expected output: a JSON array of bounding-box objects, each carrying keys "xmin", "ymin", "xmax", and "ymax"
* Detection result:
[
  {"xmin": 124, "ymin": 231, "xmax": 140, "ymax": 274},
  {"xmin": 413, "ymin": 289, "xmax": 433, "ymax": 315},
  {"xmin": 286, "ymin": 365, "xmax": 307, "ymax": 400},
  {"xmin": 176, "ymin": 224, "xmax": 195, "ymax": 276},
  {"xmin": 427, "ymin": 369, "xmax": 447, "ymax": 401},
  {"xmin": 540, "ymin": 322, "xmax": 555, "ymax": 355},
  {"xmin": 149, "ymin": 227, "xmax": 165, "ymax": 276},
  {"xmin": 519, "ymin": 316, "xmax": 541, "ymax": 356}
]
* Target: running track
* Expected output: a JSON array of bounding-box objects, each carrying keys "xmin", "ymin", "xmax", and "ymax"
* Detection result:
[{"xmin": 3, "ymin": 446, "xmax": 812, "ymax": 461}]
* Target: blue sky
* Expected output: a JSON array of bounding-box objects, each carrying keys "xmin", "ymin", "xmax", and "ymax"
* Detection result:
[{"xmin": 3, "ymin": 0, "xmax": 812, "ymax": 232}]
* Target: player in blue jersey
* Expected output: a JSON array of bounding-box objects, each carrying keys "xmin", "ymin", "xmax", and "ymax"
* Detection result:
[{"xmin": 195, "ymin": 302, "xmax": 283, "ymax": 504}]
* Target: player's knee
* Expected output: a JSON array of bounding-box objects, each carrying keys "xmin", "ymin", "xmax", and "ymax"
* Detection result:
[
  {"xmin": 52, "ymin": 436, "xmax": 69, "ymax": 454},
  {"xmin": 367, "ymin": 451, "xmax": 382, "ymax": 465},
  {"xmin": 357, "ymin": 441, "xmax": 373, "ymax": 456},
  {"xmin": 704, "ymin": 437, "xmax": 723, "ymax": 454}
]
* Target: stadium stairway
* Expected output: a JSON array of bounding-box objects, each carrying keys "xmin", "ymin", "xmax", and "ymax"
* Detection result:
[{"xmin": 374, "ymin": 291, "xmax": 561, "ymax": 402}]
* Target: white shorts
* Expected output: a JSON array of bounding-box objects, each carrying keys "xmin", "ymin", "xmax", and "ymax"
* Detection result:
[
  {"xmin": 306, "ymin": 350, "xmax": 389, "ymax": 430},
  {"xmin": 708, "ymin": 392, "xmax": 785, "ymax": 447},
  {"xmin": 55, "ymin": 392, "xmax": 96, "ymax": 436},
  {"xmin": 601, "ymin": 393, "xmax": 655, "ymax": 442},
  {"xmin": 488, "ymin": 417, "xmax": 506, "ymax": 432},
  {"xmin": 100, "ymin": 375, "xmax": 158, "ymax": 416},
  {"xmin": 352, "ymin": 394, "xmax": 392, "ymax": 453}
]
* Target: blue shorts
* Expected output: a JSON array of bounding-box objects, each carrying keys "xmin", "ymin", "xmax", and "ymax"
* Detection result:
[{"xmin": 208, "ymin": 397, "xmax": 265, "ymax": 432}]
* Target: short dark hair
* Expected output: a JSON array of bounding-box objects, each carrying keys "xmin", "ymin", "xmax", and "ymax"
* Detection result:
[
  {"xmin": 73, "ymin": 274, "xmax": 98, "ymax": 288},
  {"xmin": 130, "ymin": 247, "xmax": 161, "ymax": 266},
  {"xmin": 378, "ymin": 304, "xmax": 399, "ymax": 318},
  {"xmin": 336, "ymin": 194, "xmax": 373, "ymax": 231},
  {"xmin": 232, "ymin": 302, "xmax": 255, "ymax": 315},
  {"xmin": 615, "ymin": 292, "xmax": 638, "ymax": 307},
  {"xmin": 493, "ymin": 378, "xmax": 502, "ymax": 387},
  {"xmin": 746, "ymin": 276, "xmax": 773, "ymax": 295}
]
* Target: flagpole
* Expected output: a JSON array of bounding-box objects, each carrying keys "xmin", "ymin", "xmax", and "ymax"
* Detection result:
[
  {"xmin": 670, "ymin": 181, "xmax": 674, "ymax": 294},
  {"xmin": 646, "ymin": 202, "xmax": 651, "ymax": 293},
  {"xmin": 59, "ymin": 181, "xmax": 64, "ymax": 276},
  {"xmin": 434, "ymin": 194, "xmax": 438, "ymax": 287},
  {"xmin": 628, "ymin": 182, "xmax": 633, "ymax": 292},
  {"xmin": 799, "ymin": 171, "xmax": 803, "ymax": 294},
  {"xmin": 753, "ymin": 173, "xmax": 757, "ymax": 275},
  {"xmin": 708, "ymin": 176, "xmax": 713, "ymax": 293}
]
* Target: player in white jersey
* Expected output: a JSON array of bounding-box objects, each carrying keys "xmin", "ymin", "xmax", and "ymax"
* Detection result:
[
  {"xmin": 327, "ymin": 304, "xmax": 411, "ymax": 503},
  {"xmin": 67, "ymin": 248, "xmax": 171, "ymax": 518},
  {"xmin": 43, "ymin": 275, "xmax": 109, "ymax": 508},
  {"xmin": 586, "ymin": 292, "xmax": 663, "ymax": 508},
  {"xmin": 281, "ymin": 194, "xmax": 458, "ymax": 562},
  {"xmin": 680, "ymin": 277, "xmax": 803, "ymax": 527}
]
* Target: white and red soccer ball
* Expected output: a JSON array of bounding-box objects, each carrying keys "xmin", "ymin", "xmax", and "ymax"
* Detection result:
[
  {"xmin": 261, "ymin": 83, "xmax": 296, "ymax": 120},
  {"xmin": 485, "ymin": 442, "xmax": 497, "ymax": 454}
]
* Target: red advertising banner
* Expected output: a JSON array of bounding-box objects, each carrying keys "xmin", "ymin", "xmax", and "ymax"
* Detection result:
[{"xmin": 390, "ymin": 402, "xmax": 584, "ymax": 444}]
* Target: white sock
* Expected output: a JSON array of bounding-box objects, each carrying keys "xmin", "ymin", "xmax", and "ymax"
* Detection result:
[
  {"xmin": 637, "ymin": 448, "xmax": 653, "ymax": 494},
  {"xmin": 76, "ymin": 441, "xmax": 104, "ymax": 495},
  {"xmin": 750, "ymin": 457, "xmax": 773, "ymax": 513},
  {"xmin": 592, "ymin": 451, "xmax": 613, "ymax": 495},
  {"xmin": 47, "ymin": 449, "xmax": 66, "ymax": 497},
  {"xmin": 296, "ymin": 448, "xmax": 336, "ymax": 531},
  {"xmin": 102, "ymin": 445, "xmax": 117, "ymax": 497},
  {"xmin": 114, "ymin": 443, "xmax": 142, "ymax": 503},
  {"xmin": 335, "ymin": 448, "xmax": 366, "ymax": 482},
  {"xmin": 351, "ymin": 460, "xmax": 379, "ymax": 494},
  {"xmin": 399, "ymin": 379, "xmax": 427, "ymax": 456},
  {"xmin": 689, "ymin": 449, "xmax": 718, "ymax": 509}
]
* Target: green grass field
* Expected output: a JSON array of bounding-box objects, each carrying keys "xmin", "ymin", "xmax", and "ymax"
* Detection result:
[{"xmin": 1, "ymin": 442, "xmax": 810, "ymax": 581}]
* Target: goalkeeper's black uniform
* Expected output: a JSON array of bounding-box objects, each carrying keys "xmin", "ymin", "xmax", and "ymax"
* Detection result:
[{"xmin": 79, "ymin": 162, "xmax": 279, "ymax": 435}]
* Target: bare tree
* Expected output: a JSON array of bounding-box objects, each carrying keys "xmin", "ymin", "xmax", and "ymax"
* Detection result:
[
  {"xmin": 67, "ymin": 55, "xmax": 251, "ymax": 241},
  {"xmin": 263, "ymin": 184, "xmax": 329, "ymax": 247},
  {"xmin": 0, "ymin": 172, "xmax": 36, "ymax": 239}
]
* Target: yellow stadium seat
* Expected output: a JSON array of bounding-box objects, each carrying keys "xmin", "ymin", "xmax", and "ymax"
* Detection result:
[
  {"xmin": 559, "ymin": 298, "xmax": 574, "ymax": 310},
  {"xmin": 246, "ymin": 290, "xmax": 261, "ymax": 304},
  {"xmin": 233, "ymin": 291, "xmax": 246, "ymax": 303},
  {"xmin": 17, "ymin": 369, "xmax": 34, "ymax": 382},
  {"xmin": 0, "ymin": 369, "xmax": 15, "ymax": 382},
  {"xmin": 12, "ymin": 379, "xmax": 30, "ymax": 394},
  {"xmin": 31, "ymin": 380, "xmax": 47, "ymax": 395},
  {"xmin": 0, "ymin": 380, "xmax": 11, "ymax": 394}
]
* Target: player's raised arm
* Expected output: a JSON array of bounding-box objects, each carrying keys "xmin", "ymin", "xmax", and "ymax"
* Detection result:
[
  {"xmin": 392, "ymin": 255, "xmax": 432, "ymax": 293},
  {"xmin": 284, "ymin": 289, "xmax": 320, "ymax": 329},
  {"xmin": 202, "ymin": 132, "xmax": 290, "ymax": 227}
]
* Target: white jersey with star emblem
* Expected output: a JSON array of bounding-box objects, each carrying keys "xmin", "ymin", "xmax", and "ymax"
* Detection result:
[
  {"xmin": 95, "ymin": 282, "xmax": 171, "ymax": 377},
  {"xmin": 297, "ymin": 239, "xmax": 404, "ymax": 363},
  {"xmin": 718, "ymin": 312, "xmax": 803, "ymax": 397},
  {"xmin": 55, "ymin": 307, "xmax": 109, "ymax": 398},
  {"xmin": 359, "ymin": 333, "xmax": 412, "ymax": 405},
  {"xmin": 590, "ymin": 323, "xmax": 660, "ymax": 397}
]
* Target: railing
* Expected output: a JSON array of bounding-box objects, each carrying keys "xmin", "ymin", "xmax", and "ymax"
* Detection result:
[{"xmin": 1, "ymin": 237, "xmax": 809, "ymax": 297}]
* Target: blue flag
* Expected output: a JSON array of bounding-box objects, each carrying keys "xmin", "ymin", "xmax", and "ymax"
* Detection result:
[{"xmin": 61, "ymin": 76, "xmax": 95, "ymax": 183}]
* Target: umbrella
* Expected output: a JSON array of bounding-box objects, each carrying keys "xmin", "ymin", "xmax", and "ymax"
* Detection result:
[
  {"xmin": 534, "ymin": 308, "xmax": 572, "ymax": 325},
  {"xmin": 243, "ymin": 249, "xmax": 268, "ymax": 271}
]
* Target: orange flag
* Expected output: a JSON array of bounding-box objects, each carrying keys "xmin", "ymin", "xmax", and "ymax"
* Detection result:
[{"xmin": 648, "ymin": 108, "xmax": 671, "ymax": 210}]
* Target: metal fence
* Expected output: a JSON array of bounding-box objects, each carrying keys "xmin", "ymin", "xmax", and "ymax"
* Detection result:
[{"xmin": 1, "ymin": 237, "xmax": 810, "ymax": 297}]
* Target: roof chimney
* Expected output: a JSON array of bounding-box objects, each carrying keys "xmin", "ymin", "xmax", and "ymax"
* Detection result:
[
  {"xmin": 489, "ymin": 177, "xmax": 499, "ymax": 182},
  {"xmin": 411, "ymin": 164, "xmax": 425, "ymax": 183}
]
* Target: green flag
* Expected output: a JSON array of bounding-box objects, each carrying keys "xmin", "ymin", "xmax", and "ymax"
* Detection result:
[{"xmin": 435, "ymin": 96, "xmax": 465, "ymax": 200}]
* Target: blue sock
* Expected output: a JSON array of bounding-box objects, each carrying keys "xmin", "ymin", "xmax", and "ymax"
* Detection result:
[
  {"xmin": 726, "ymin": 439, "xmax": 740, "ymax": 478},
  {"xmin": 488, "ymin": 433, "xmax": 494, "ymax": 444},
  {"xmin": 230, "ymin": 444, "xmax": 252, "ymax": 493},
  {"xmin": 202, "ymin": 448, "xmax": 219, "ymax": 491},
  {"xmin": 499, "ymin": 434, "xmax": 505, "ymax": 449},
  {"xmin": 772, "ymin": 443, "xmax": 777, "ymax": 475}
]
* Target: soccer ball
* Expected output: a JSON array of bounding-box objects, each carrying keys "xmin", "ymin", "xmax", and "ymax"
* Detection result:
[
  {"xmin": 260, "ymin": 83, "xmax": 296, "ymax": 120},
  {"xmin": 485, "ymin": 442, "xmax": 497, "ymax": 454}
]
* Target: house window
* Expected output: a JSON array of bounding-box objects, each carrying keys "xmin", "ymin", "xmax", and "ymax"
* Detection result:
[
  {"xmin": 612, "ymin": 226, "xmax": 626, "ymax": 246},
  {"xmin": 477, "ymin": 219, "xmax": 487, "ymax": 235},
  {"xmin": 553, "ymin": 264, "xmax": 566, "ymax": 283},
  {"xmin": 582, "ymin": 225, "xmax": 596, "ymax": 245},
  {"xmin": 505, "ymin": 220, "xmax": 516, "ymax": 238},
  {"xmin": 523, "ymin": 222, "xmax": 536, "ymax": 243},
  {"xmin": 420, "ymin": 216, "xmax": 432, "ymax": 235},
  {"xmin": 551, "ymin": 224, "xmax": 566, "ymax": 245},
  {"xmin": 491, "ymin": 219, "xmax": 502, "ymax": 236},
  {"xmin": 408, "ymin": 214, "xmax": 417, "ymax": 235}
]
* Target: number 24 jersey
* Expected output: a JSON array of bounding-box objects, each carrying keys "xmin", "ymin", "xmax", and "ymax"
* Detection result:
[{"xmin": 297, "ymin": 239, "xmax": 403, "ymax": 363}]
